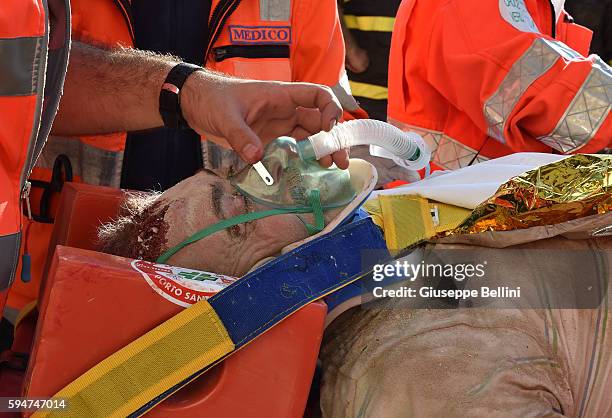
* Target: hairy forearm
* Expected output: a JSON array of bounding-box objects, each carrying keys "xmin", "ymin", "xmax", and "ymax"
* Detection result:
[
  {"xmin": 52, "ymin": 42, "xmax": 179, "ymax": 135},
  {"xmin": 49, "ymin": 41, "xmax": 345, "ymax": 165}
]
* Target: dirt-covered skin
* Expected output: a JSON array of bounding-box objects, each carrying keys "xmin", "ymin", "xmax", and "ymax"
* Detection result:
[
  {"xmin": 320, "ymin": 237, "xmax": 612, "ymax": 418},
  {"xmin": 98, "ymin": 197, "xmax": 170, "ymax": 261},
  {"xmin": 97, "ymin": 168, "xmax": 612, "ymax": 417},
  {"xmin": 99, "ymin": 170, "xmax": 345, "ymax": 277}
]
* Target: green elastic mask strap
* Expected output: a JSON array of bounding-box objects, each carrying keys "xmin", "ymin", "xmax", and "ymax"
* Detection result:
[
  {"xmin": 156, "ymin": 189, "xmax": 326, "ymax": 265},
  {"xmin": 301, "ymin": 190, "xmax": 325, "ymax": 235}
]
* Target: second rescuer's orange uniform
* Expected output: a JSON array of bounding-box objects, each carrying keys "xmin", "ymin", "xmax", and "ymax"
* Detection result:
[
  {"xmin": 0, "ymin": 0, "xmax": 69, "ymax": 315},
  {"xmin": 7, "ymin": 0, "xmax": 354, "ymax": 309},
  {"xmin": 388, "ymin": 0, "xmax": 612, "ymax": 170}
]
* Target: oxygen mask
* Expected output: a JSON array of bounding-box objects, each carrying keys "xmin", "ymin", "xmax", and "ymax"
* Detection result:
[
  {"xmin": 230, "ymin": 137, "xmax": 356, "ymax": 210},
  {"xmin": 156, "ymin": 137, "xmax": 356, "ymax": 265},
  {"xmin": 156, "ymin": 123, "xmax": 430, "ymax": 266}
]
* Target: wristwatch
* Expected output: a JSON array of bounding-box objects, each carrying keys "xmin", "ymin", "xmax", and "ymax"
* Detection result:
[{"xmin": 159, "ymin": 62, "xmax": 203, "ymax": 129}]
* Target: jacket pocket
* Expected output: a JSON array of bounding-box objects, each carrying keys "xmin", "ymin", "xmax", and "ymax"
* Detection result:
[{"xmin": 210, "ymin": 45, "xmax": 292, "ymax": 81}]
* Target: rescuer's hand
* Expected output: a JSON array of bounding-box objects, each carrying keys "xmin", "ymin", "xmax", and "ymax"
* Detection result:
[
  {"xmin": 181, "ymin": 73, "xmax": 348, "ymax": 168},
  {"xmin": 346, "ymin": 45, "xmax": 370, "ymax": 74}
]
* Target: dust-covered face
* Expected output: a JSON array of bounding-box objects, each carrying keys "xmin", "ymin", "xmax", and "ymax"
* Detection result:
[
  {"xmin": 116, "ymin": 170, "xmax": 343, "ymax": 277},
  {"xmin": 152, "ymin": 170, "xmax": 309, "ymax": 276}
]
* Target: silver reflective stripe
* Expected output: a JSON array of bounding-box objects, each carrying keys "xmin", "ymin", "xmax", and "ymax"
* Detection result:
[
  {"xmin": 388, "ymin": 119, "xmax": 488, "ymax": 170},
  {"xmin": 0, "ymin": 37, "xmax": 43, "ymax": 96},
  {"xmin": 332, "ymin": 71, "xmax": 359, "ymax": 111},
  {"xmin": 20, "ymin": 18, "xmax": 48, "ymax": 188},
  {"xmin": 484, "ymin": 38, "xmax": 580, "ymax": 144},
  {"xmin": 420, "ymin": 130, "xmax": 489, "ymax": 170},
  {"xmin": 0, "ymin": 233, "xmax": 20, "ymax": 291},
  {"xmin": 538, "ymin": 57, "xmax": 612, "ymax": 153},
  {"xmin": 260, "ymin": 0, "xmax": 291, "ymax": 21},
  {"xmin": 38, "ymin": 136, "xmax": 124, "ymax": 187}
]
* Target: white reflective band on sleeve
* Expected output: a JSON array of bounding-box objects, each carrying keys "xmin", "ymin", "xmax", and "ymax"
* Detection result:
[
  {"xmin": 332, "ymin": 71, "xmax": 359, "ymax": 111},
  {"xmin": 499, "ymin": 0, "xmax": 538, "ymax": 33},
  {"xmin": 260, "ymin": 0, "xmax": 291, "ymax": 21},
  {"xmin": 538, "ymin": 57, "xmax": 612, "ymax": 153},
  {"xmin": 388, "ymin": 118, "xmax": 488, "ymax": 170},
  {"xmin": 484, "ymin": 38, "xmax": 580, "ymax": 145}
]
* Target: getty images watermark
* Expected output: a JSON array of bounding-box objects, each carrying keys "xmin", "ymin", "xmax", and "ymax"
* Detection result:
[
  {"xmin": 361, "ymin": 248, "xmax": 608, "ymax": 309},
  {"xmin": 371, "ymin": 259, "xmax": 521, "ymax": 300}
]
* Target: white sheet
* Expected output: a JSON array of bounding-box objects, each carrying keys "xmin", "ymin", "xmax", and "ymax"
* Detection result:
[{"xmin": 373, "ymin": 153, "xmax": 567, "ymax": 209}]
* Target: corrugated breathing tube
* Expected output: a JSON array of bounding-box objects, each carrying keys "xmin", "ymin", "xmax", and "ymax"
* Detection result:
[{"xmin": 296, "ymin": 119, "xmax": 431, "ymax": 170}]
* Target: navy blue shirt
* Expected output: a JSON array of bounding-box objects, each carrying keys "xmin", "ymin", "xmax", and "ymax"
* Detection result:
[{"xmin": 121, "ymin": 0, "xmax": 212, "ymax": 191}]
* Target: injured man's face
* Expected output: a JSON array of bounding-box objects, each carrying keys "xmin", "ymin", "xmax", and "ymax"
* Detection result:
[{"xmin": 98, "ymin": 170, "xmax": 345, "ymax": 276}]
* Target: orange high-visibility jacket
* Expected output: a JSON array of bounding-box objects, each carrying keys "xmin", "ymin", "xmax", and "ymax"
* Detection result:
[
  {"xmin": 0, "ymin": 0, "xmax": 70, "ymax": 312},
  {"xmin": 388, "ymin": 0, "xmax": 612, "ymax": 170},
  {"xmin": 5, "ymin": 0, "xmax": 130, "ymax": 310},
  {"xmin": 7, "ymin": 0, "xmax": 352, "ymax": 309}
]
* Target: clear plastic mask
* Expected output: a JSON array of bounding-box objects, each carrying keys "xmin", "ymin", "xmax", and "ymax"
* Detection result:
[{"xmin": 230, "ymin": 137, "xmax": 356, "ymax": 210}]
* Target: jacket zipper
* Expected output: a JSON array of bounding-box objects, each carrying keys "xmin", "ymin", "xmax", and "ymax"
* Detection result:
[
  {"xmin": 20, "ymin": 5, "xmax": 50, "ymax": 198},
  {"xmin": 205, "ymin": 0, "xmax": 243, "ymax": 62},
  {"xmin": 214, "ymin": 44, "xmax": 290, "ymax": 62},
  {"xmin": 21, "ymin": 181, "xmax": 32, "ymax": 221},
  {"xmin": 20, "ymin": 181, "xmax": 32, "ymax": 282}
]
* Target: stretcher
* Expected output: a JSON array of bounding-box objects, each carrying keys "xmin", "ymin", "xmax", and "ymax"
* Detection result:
[{"xmin": 11, "ymin": 183, "xmax": 329, "ymax": 418}]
